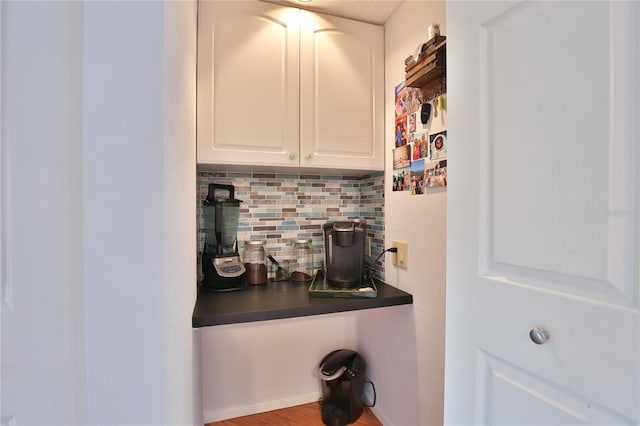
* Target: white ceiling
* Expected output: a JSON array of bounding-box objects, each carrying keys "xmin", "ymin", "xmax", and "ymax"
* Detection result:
[{"xmin": 261, "ymin": 0, "xmax": 404, "ymax": 25}]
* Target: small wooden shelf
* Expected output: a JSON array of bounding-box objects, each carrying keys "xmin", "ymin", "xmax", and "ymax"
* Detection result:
[{"xmin": 404, "ymin": 35, "xmax": 446, "ymax": 96}]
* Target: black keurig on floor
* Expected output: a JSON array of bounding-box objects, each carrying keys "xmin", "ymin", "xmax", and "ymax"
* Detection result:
[{"xmin": 318, "ymin": 349, "xmax": 367, "ymax": 426}]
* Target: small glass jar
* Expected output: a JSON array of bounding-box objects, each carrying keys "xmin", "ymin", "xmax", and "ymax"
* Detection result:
[
  {"xmin": 428, "ymin": 23, "xmax": 440, "ymax": 40},
  {"xmin": 244, "ymin": 240, "xmax": 267, "ymax": 285},
  {"xmin": 291, "ymin": 239, "xmax": 313, "ymax": 282}
]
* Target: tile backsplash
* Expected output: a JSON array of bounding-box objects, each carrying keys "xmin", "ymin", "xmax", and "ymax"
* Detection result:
[{"xmin": 197, "ymin": 171, "xmax": 385, "ymax": 280}]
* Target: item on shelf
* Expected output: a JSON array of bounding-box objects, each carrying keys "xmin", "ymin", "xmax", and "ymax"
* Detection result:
[
  {"xmin": 323, "ymin": 221, "xmax": 366, "ymax": 288},
  {"xmin": 244, "ymin": 240, "xmax": 268, "ymax": 285},
  {"xmin": 308, "ymin": 270, "xmax": 377, "ymax": 299},
  {"xmin": 427, "ymin": 23, "xmax": 441, "ymax": 40},
  {"xmin": 268, "ymin": 255, "xmax": 290, "ymax": 282},
  {"xmin": 291, "ymin": 239, "xmax": 314, "ymax": 282},
  {"xmin": 201, "ymin": 184, "xmax": 246, "ymax": 292}
]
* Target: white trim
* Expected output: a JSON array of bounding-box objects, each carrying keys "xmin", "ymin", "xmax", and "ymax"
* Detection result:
[
  {"xmin": 202, "ymin": 391, "xmax": 321, "ymax": 424},
  {"xmin": 0, "ymin": 0, "xmax": 10, "ymax": 311}
]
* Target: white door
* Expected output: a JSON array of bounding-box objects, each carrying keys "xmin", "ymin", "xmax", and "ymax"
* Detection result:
[{"xmin": 445, "ymin": 1, "xmax": 639, "ymax": 424}]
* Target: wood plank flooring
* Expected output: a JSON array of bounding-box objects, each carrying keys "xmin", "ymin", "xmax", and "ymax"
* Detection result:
[{"xmin": 206, "ymin": 402, "xmax": 382, "ymax": 426}]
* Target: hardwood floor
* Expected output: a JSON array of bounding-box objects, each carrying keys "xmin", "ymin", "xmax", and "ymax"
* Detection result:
[{"xmin": 206, "ymin": 402, "xmax": 383, "ymax": 426}]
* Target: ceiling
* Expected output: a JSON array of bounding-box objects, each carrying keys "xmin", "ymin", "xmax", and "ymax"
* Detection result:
[{"xmin": 261, "ymin": 0, "xmax": 404, "ymax": 25}]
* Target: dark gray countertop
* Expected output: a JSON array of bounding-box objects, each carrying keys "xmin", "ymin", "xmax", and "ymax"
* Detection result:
[{"xmin": 192, "ymin": 278, "xmax": 413, "ymax": 327}]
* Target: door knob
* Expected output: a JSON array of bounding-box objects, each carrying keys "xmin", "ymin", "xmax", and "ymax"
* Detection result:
[
  {"xmin": 289, "ymin": 152, "xmax": 297, "ymax": 161},
  {"xmin": 305, "ymin": 153, "xmax": 314, "ymax": 161},
  {"xmin": 529, "ymin": 327, "xmax": 549, "ymax": 345}
]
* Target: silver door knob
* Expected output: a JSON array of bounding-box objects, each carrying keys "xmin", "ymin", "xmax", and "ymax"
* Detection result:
[{"xmin": 529, "ymin": 327, "xmax": 549, "ymax": 345}]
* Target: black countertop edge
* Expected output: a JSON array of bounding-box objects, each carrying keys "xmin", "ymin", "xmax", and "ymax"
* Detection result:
[{"xmin": 192, "ymin": 278, "xmax": 413, "ymax": 328}]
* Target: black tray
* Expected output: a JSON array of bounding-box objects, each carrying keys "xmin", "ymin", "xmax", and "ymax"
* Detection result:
[{"xmin": 308, "ymin": 271, "xmax": 378, "ymax": 298}]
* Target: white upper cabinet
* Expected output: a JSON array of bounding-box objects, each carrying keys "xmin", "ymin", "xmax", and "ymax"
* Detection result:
[
  {"xmin": 197, "ymin": 1, "xmax": 384, "ymax": 172},
  {"xmin": 197, "ymin": 1, "xmax": 300, "ymax": 167},
  {"xmin": 299, "ymin": 11, "xmax": 384, "ymax": 171}
]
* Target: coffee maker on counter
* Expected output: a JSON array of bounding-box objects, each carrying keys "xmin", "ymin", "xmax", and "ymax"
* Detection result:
[
  {"xmin": 323, "ymin": 221, "xmax": 366, "ymax": 288},
  {"xmin": 201, "ymin": 184, "xmax": 246, "ymax": 291}
]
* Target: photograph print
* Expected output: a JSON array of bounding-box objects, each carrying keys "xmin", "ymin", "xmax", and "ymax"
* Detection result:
[
  {"xmin": 424, "ymin": 159, "xmax": 447, "ymax": 193},
  {"xmin": 393, "ymin": 144, "xmax": 411, "ymax": 170},
  {"xmin": 393, "ymin": 167, "xmax": 411, "ymax": 192},
  {"xmin": 413, "ymin": 130, "xmax": 429, "ymax": 160},
  {"xmin": 429, "ymin": 130, "xmax": 447, "ymax": 160},
  {"xmin": 410, "ymin": 158, "xmax": 426, "ymax": 195}
]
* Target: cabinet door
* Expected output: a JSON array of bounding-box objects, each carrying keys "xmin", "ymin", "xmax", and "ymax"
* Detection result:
[
  {"xmin": 299, "ymin": 11, "xmax": 384, "ymax": 171},
  {"xmin": 197, "ymin": 1, "xmax": 300, "ymax": 167}
]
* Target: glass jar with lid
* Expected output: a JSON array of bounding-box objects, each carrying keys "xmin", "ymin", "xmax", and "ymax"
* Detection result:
[
  {"xmin": 243, "ymin": 240, "xmax": 267, "ymax": 285},
  {"xmin": 291, "ymin": 239, "xmax": 313, "ymax": 282}
]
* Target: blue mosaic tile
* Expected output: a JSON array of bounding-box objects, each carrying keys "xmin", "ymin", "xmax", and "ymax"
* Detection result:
[
  {"xmin": 252, "ymin": 213, "xmax": 278, "ymax": 218},
  {"xmin": 197, "ymin": 170, "xmax": 385, "ymax": 280},
  {"xmin": 227, "ymin": 172, "xmax": 252, "ymax": 178}
]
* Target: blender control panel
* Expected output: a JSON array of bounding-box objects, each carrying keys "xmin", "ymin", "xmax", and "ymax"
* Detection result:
[{"xmin": 213, "ymin": 256, "xmax": 246, "ymax": 278}]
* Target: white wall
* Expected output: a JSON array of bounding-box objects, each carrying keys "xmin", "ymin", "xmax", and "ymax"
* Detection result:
[
  {"xmin": 1, "ymin": 1, "xmax": 198, "ymax": 424},
  {"xmin": 163, "ymin": 1, "xmax": 200, "ymax": 424},
  {"xmin": 359, "ymin": 2, "xmax": 448, "ymax": 425},
  {"xmin": 200, "ymin": 313, "xmax": 359, "ymax": 423},
  {"xmin": 82, "ymin": 1, "xmax": 198, "ymax": 424}
]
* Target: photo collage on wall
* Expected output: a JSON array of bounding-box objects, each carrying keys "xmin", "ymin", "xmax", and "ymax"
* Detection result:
[{"xmin": 393, "ymin": 81, "xmax": 447, "ymax": 195}]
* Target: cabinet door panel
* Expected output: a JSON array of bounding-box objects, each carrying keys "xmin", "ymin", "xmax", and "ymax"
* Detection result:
[
  {"xmin": 299, "ymin": 11, "xmax": 384, "ymax": 171},
  {"xmin": 197, "ymin": 1, "xmax": 299, "ymax": 166}
]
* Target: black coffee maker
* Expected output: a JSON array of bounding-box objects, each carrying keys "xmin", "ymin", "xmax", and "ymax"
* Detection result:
[
  {"xmin": 323, "ymin": 221, "xmax": 366, "ymax": 288},
  {"xmin": 318, "ymin": 349, "xmax": 367, "ymax": 426},
  {"xmin": 201, "ymin": 184, "xmax": 245, "ymax": 291}
]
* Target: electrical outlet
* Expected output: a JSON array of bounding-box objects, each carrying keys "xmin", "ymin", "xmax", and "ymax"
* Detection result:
[{"xmin": 392, "ymin": 240, "xmax": 408, "ymax": 269}]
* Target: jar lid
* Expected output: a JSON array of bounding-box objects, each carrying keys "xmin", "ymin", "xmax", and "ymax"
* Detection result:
[
  {"xmin": 294, "ymin": 238, "xmax": 311, "ymax": 244},
  {"xmin": 246, "ymin": 240, "xmax": 266, "ymax": 246}
]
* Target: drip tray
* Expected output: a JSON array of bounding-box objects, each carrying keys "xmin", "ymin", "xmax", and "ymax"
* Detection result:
[{"xmin": 308, "ymin": 270, "xmax": 378, "ymax": 299}]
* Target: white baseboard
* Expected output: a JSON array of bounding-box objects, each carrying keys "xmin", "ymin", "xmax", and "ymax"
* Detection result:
[
  {"xmin": 370, "ymin": 406, "xmax": 392, "ymax": 426},
  {"xmin": 203, "ymin": 391, "xmax": 322, "ymax": 423}
]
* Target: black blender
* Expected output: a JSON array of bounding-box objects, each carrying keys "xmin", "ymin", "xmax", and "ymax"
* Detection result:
[{"xmin": 201, "ymin": 184, "xmax": 246, "ymax": 291}]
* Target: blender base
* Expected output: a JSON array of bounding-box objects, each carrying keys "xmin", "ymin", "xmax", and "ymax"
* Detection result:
[{"xmin": 201, "ymin": 252, "xmax": 246, "ymax": 291}]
